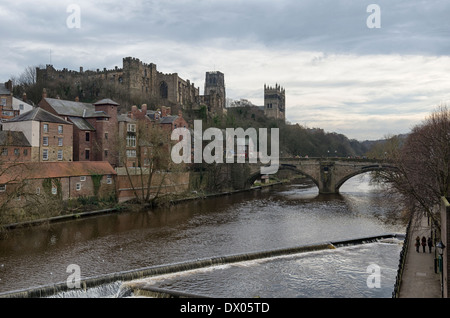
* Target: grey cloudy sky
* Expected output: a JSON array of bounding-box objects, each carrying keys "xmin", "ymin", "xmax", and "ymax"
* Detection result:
[{"xmin": 2, "ymin": 0, "xmax": 450, "ymax": 140}]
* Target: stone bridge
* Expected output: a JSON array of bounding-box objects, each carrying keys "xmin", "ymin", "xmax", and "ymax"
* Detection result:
[{"xmin": 248, "ymin": 157, "xmax": 397, "ymax": 194}]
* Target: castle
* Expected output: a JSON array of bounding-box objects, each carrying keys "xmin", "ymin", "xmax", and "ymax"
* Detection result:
[
  {"xmin": 264, "ymin": 84, "xmax": 285, "ymax": 121},
  {"xmin": 36, "ymin": 57, "xmax": 226, "ymax": 116}
]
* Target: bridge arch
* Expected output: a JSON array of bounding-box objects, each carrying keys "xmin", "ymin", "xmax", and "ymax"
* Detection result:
[
  {"xmin": 334, "ymin": 165, "xmax": 398, "ymax": 193},
  {"xmin": 246, "ymin": 164, "xmax": 320, "ymax": 189}
]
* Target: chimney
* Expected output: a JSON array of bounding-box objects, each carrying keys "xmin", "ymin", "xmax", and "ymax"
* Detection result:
[
  {"xmin": 141, "ymin": 104, "xmax": 147, "ymax": 114},
  {"xmin": 22, "ymin": 92, "xmax": 27, "ymax": 102},
  {"xmin": 178, "ymin": 110, "xmax": 182, "ymax": 118},
  {"xmin": 80, "ymin": 66, "xmax": 83, "ymax": 73},
  {"xmin": 4, "ymin": 80, "xmax": 13, "ymax": 92},
  {"xmin": 161, "ymin": 106, "xmax": 167, "ymax": 118},
  {"xmin": 131, "ymin": 105, "xmax": 138, "ymax": 117},
  {"xmin": 75, "ymin": 96, "xmax": 79, "ymax": 102},
  {"xmin": 42, "ymin": 88, "xmax": 47, "ymax": 99}
]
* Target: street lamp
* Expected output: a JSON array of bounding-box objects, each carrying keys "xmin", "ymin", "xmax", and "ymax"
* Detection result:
[{"xmin": 437, "ymin": 241, "xmax": 446, "ymax": 298}]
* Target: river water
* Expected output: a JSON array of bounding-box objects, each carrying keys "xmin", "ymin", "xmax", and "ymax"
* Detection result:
[{"xmin": 0, "ymin": 174, "xmax": 405, "ymax": 298}]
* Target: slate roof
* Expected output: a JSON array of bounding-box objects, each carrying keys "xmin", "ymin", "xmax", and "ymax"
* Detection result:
[
  {"xmin": 94, "ymin": 99, "xmax": 119, "ymax": 106},
  {"xmin": 0, "ymin": 131, "xmax": 31, "ymax": 147},
  {"xmin": 43, "ymin": 98, "xmax": 112, "ymax": 118},
  {"xmin": 43, "ymin": 98, "xmax": 93, "ymax": 117},
  {"xmin": 68, "ymin": 116, "xmax": 95, "ymax": 131},
  {"xmin": 159, "ymin": 116, "xmax": 178, "ymax": 124},
  {"xmin": 118, "ymin": 114, "xmax": 135, "ymax": 123},
  {"xmin": 0, "ymin": 84, "xmax": 11, "ymax": 95},
  {"xmin": 4, "ymin": 107, "xmax": 71, "ymax": 125}
]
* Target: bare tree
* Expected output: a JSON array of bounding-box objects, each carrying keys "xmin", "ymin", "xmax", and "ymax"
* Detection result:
[
  {"xmin": 120, "ymin": 120, "xmax": 184, "ymax": 205},
  {"xmin": 375, "ymin": 106, "xmax": 450, "ymax": 226}
]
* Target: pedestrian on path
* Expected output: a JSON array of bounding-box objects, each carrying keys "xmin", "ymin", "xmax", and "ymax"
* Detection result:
[
  {"xmin": 421, "ymin": 236, "xmax": 427, "ymax": 253},
  {"xmin": 415, "ymin": 236, "xmax": 421, "ymax": 252},
  {"xmin": 428, "ymin": 237, "xmax": 433, "ymax": 253}
]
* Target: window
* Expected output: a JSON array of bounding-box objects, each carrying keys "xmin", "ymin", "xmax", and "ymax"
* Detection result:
[
  {"xmin": 104, "ymin": 150, "xmax": 108, "ymax": 158},
  {"xmin": 0, "ymin": 184, "xmax": 6, "ymax": 192},
  {"xmin": 43, "ymin": 124, "xmax": 49, "ymax": 133},
  {"xmin": 51, "ymin": 187, "xmax": 57, "ymax": 195},
  {"xmin": 127, "ymin": 124, "xmax": 136, "ymax": 133},
  {"xmin": 19, "ymin": 104, "xmax": 24, "ymax": 110},
  {"xmin": 58, "ymin": 137, "xmax": 63, "ymax": 146},
  {"xmin": 76, "ymin": 183, "xmax": 81, "ymax": 191},
  {"xmin": 85, "ymin": 149, "xmax": 90, "ymax": 160},
  {"xmin": 126, "ymin": 149, "xmax": 136, "ymax": 158},
  {"xmin": 36, "ymin": 187, "xmax": 40, "ymax": 195},
  {"xmin": 1, "ymin": 98, "xmax": 6, "ymax": 106},
  {"xmin": 2, "ymin": 111, "xmax": 13, "ymax": 116},
  {"xmin": 43, "ymin": 149, "xmax": 48, "ymax": 161},
  {"xmin": 1, "ymin": 148, "xmax": 7, "ymax": 156},
  {"xmin": 43, "ymin": 136, "xmax": 49, "ymax": 146},
  {"xmin": 58, "ymin": 125, "xmax": 63, "ymax": 134},
  {"xmin": 23, "ymin": 149, "xmax": 28, "ymax": 156},
  {"xmin": 86, "ymin": 132, "xmax": 90, "ymax": 142},
  {"xmin": 80, "ymin": 176, "xmax": 86, "ymax": 182},
  {"xmin": 107, "ymin": 175, "xmax": 112, "ymax": 184},
  {"xmin": 14, "ymin": 148, "xmax": 19, "ymax": 156},
  {"xmin": 57, "ymin": 150, "xmax": 63, "ymax": 161},
  {"xmin": 126, "ymin": 134, "xmax": 136, "ymax": 147},
  {"xmin": 105, "ymin": 133, "xmax": 108, "ymax": 140}
]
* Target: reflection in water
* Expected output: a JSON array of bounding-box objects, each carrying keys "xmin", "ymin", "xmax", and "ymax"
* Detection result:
[{"xmin": 0, "ymin": 174, "xmax": 405, "ymax": 296}]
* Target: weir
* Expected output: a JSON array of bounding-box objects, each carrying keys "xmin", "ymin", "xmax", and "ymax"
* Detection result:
[{"xmin": 0, "ymin": 233, "xmax": 402, "ymax": 298}]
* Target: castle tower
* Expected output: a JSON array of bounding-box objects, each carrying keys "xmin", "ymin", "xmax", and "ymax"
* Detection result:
[
  {"xmin": 264, "ymin": 84, "xmax": 285, "ymax": 121},
  {"xmin": 204, "ymin": 71, "xmax": 226, "ymax": 110}
]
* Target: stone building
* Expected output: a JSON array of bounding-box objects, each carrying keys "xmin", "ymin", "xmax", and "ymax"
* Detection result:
[
  {"xmin": 264, "ymin": 84, "xmax": 285, "ymax": 121},
  {"xmin": 199, "ymin": 71, "xmax": 226, "ymax": 116},
  {"xmin": 2, "ymin": 107, "xmax": 73, "ymax": 162},
  {"xmin": 35, "ymin": 57, "xmax": 227, "ymax": 117},
  {"xmin": 36, "ymin": 57, "xmax": 200, "ymax": 111}
]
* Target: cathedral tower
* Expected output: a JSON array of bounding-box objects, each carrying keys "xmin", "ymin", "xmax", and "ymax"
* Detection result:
[{"xmin": 264, "ymin": 84, "xmax": 285, "ymax": 121}]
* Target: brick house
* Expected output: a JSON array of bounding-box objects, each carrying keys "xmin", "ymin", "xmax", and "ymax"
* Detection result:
[
  {"xmin": 0, "ymin": 130, "xmax": 32, "ymax": 162},
  {"xmin": 39, "ymin": 95, "xmax": 119, "ymax": 167},
  {"xmin": 2, "ymin": 107, "xmax": 73, "ymax": 162},
  {"xmin": 0, "ymin": 161, "xmax": 117, "ymax": 203}
]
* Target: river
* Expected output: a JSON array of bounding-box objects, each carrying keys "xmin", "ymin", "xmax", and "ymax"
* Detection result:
[{"xmin": 0, "ymin": 174, "xmax": 406, "ymax": 298}]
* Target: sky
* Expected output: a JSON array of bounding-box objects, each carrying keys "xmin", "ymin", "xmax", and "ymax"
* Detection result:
[{"xmin": 1, "ymin": 0, "xmax": 450, "ymax": 141}]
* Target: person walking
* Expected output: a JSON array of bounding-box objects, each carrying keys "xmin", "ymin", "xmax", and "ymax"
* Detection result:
[
  {"xmin": 427, "ymin": 237, "xmax": 433, "ymax": 253},
  {"xmin": 421, "ymin": 236, "xmax": 427, "ymax": 253},
  {"xmin": 415, "ymin": 236, "xmax": 421, "ymax": 252}
]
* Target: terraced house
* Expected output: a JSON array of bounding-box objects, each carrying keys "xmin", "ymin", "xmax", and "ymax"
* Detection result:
[
  {"xmin": 38, "ymin": 95, "xmax": 119, "ymax": 167},
  {"xmin": 2, "ymin": 107, "xmax": 73, "ymax": 162}
]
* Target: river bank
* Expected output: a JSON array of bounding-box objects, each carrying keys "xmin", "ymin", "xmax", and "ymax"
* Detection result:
[{"xmin": 0, "ymin": 181, "xmax": 285, "ymax": 231}]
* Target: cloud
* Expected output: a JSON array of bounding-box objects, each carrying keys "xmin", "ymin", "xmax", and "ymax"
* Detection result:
[{"xmin": 1, "ymin": 0, "xmax": 450, "ymax": 140}]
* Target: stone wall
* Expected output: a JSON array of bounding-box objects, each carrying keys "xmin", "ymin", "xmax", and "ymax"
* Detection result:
[{"xmin": 116, "ymin": 170, "xmax": 190, "ymax": 202}]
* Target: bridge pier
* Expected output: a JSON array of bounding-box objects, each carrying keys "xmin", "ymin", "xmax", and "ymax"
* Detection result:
[{"xmin": 318, "ymin": 161, "xmax": 339, "ymax": 194}]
